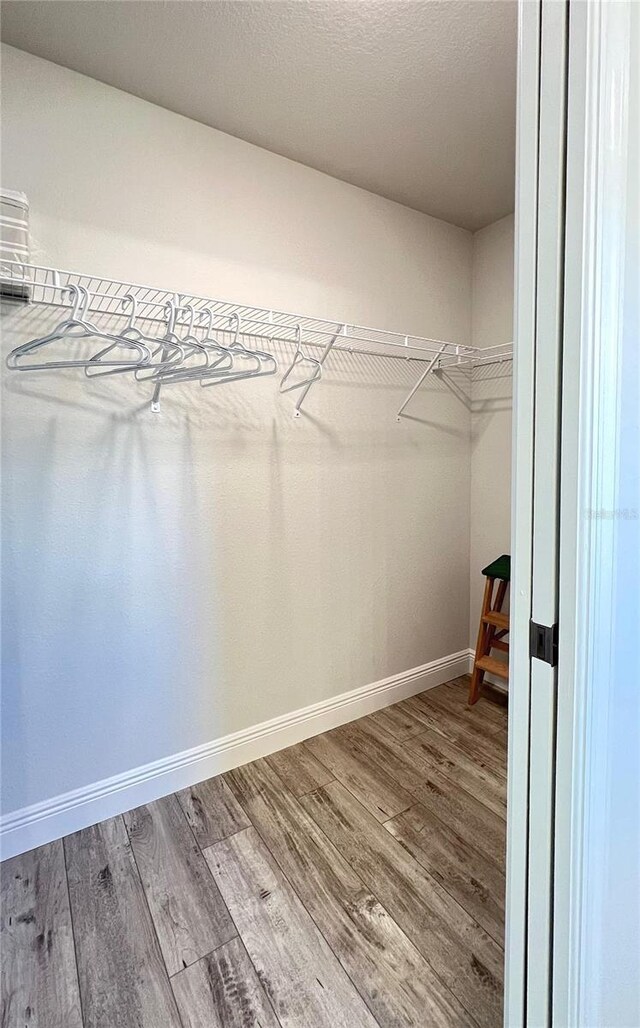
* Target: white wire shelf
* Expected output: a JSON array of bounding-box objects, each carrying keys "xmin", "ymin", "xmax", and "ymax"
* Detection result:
[
  {"xmin": 439, "ymin": 342, "xmax": 514, "ymax": 370},
  {"xmin": 1, "ymin": 259, "xmax": 513, "ymax": 417},
  {"xmin": 0, "ymin": 259, "xmax": 488, "ymax": 362}
]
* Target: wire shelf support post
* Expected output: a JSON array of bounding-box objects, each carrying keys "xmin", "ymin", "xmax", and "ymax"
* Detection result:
[{"xmin": 396, "ymin": 344, "xmax": 447, "ymax": 421}]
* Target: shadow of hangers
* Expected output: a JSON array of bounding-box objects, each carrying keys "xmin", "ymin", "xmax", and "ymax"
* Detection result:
[{"xmin": 2, "ymin": 374, "xmax": 156, "ymax": 423}]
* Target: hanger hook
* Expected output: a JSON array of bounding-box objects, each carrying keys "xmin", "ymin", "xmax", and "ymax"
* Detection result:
[
  {"xmin": 198, "ymin": 308, "xmax": 213, "ymax": 337},
  {"xmin": 164, "ymin": 300, "xmax": 177, "ymax": 336},
  {"xmin": 63, "ymin": 284, "xmax": 84, "ymax": 320},
  {"xmin": 80, "ymin": 286, "xmax": 93, "ymax": 320},
  {"xmin": 121, "ymin": 293, "xmax": 137, "ymax": 331},
  {"xmin": 229, "ymin": 312, "xmax": 240, "ymax": 346},
  {"xmin": 180, "ymin": 304, "xmax": 196, "ymax": 337}
]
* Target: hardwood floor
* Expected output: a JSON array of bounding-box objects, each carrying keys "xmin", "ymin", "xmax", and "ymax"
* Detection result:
[{"xmin": 1, "ymin": 676, "xmax": 508, "ymax": 1028}]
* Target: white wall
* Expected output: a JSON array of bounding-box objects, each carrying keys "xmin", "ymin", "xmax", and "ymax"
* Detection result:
[
  {"xmin": 469, "ymin": 214, "xmax": 514, "ymax": 649},
  {"xmin": 1, "ymin": 45, "xmax": 473, "ymax": 818}
]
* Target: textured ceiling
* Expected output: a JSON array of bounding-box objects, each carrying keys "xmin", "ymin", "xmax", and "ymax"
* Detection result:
[{"xmin": 1, "ymin": 1, "xmax": 517, "ymax": 230}]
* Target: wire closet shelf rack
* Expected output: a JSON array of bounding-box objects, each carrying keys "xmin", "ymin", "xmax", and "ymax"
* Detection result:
[{"xmin": 1, "ymin": 259, "xmax": 513, "ymax": 417}]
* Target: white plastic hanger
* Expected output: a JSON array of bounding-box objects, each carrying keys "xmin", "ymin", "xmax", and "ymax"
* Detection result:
[
  {"xmin": 153, "ymin": 306, "xmax": 234, "ymax": 385},
  {"xmin": 84, "ymin": 293, "xmax": 182, "ymax": 378},
  {"xmin": 6, "ymin": 285, "xmax": 151, "ymax": 371},
  {"xmin": 200, "ymin": 312, "xmax": 277, "ymax": 389}
]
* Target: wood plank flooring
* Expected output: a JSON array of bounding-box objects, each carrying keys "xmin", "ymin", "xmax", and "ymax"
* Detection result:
[{"xmin": 1, "ymin": 675, "xmax": 508, "ymax": 1028}]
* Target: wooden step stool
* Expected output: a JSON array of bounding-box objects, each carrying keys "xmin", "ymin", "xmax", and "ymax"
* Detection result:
[{"xmin": 469, "ymin": 554, "xmax": 510, "ymax": 705}]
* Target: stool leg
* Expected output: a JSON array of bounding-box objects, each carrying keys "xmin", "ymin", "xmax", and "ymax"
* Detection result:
[
  {"xmin": 482, "ymin": 579, "xmax": 508, "ymax": 664},
  {"xmin": 494, "ymin": 580, "xmax": 508, "ymax": 614},
  {"xmin": 469, "ymin": 577, "xmax": 494, "ymax": 705}
]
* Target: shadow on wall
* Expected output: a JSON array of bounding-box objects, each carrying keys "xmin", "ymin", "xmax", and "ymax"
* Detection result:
[
  {"xmin": 1, "ymin": 299, "xmax": 473, "ymax": 814},
  {"xmin": 1, "ymin": 396, "xmax": 212, "ymax": 814},
  {"xmin": 471, "ymin": 360, "xmax": 513, "ymax": 415},
  {"xmin": 1, "ymin": 302, "xmax": 474, "ymax": 433}
]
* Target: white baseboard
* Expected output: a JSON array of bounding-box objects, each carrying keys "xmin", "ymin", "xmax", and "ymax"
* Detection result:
[{"xmin": 0, "ymin": 649, "xmax": 470, "ymax": 860}]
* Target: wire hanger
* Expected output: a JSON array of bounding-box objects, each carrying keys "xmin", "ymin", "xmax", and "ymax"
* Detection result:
[{"xmin": 6, "ymin": 285, "xmax": 151, "ymax": 371}]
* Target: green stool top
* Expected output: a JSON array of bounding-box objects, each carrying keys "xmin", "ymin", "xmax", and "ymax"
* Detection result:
[{"xmin": 481, "ymin": 554, "xmax": 511, "ymax": 581}]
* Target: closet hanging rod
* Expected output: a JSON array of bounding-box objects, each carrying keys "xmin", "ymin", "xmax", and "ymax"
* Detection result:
[{"xmin": 0, "ymin": 259, "xmax": 485, "ymax": 366}]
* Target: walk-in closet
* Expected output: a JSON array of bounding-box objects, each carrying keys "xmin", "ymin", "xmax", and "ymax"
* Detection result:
[{"xmin": 1, "ymin": 4, "xmax": 518, "ymax": 1026}]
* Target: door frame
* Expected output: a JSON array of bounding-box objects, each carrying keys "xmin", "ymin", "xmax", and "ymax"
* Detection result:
[
  {"xmin": 506, "ymin": 2, "xmax": 568, "ymax": 1023},
  {"xmin": 503, "ymin": 0, "xmax": 541, "ymax": 1023},
  {"xmin": 506, "ymin": 0, "xmax": 638, "ymax": 1023}
]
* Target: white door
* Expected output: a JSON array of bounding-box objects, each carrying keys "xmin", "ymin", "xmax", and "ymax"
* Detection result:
[
  {"xmin": 506, "ymin": 1, "xmax": 639, "ymax": 1024},
  {"xmin": 554, "ymin": 1, "xmax": 639, "ymax": 1025},
  {"xmin": 506, "ymin": 1, "xmax": 568, "ymax": 1024}
]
